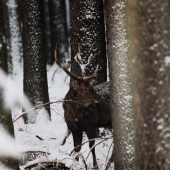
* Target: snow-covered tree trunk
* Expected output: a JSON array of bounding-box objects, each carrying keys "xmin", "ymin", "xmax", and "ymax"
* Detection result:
[
  {"xmin": 0, "ymin": 5, "xmax": 19, "ymax": 167},
  {"xmin": 127, "ymin": 0, "xmax": 170, "ymax": 169},
  {"xmin": 22, "ymin": 0, "xmax": 51, "ymax": 123},
  {"xmin": 49, "ymin": 0, "xmax": 69, "ymax": 63},
  {"xmin": 1, "ymin": 0, "xmax": 23, "ymax": 76},
  {"xmin": 70, "ymin": 0, "xmax": 107, "ymax": 84},
  {"xmin": 1, "ymin": 0, "xmax": 23, "ymax": 133},
  {"xmin": 105, "ymin": 0, "xmax": 134, "ymax": 169}
]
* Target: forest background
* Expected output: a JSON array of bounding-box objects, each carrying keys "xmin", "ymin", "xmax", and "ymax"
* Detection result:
[{"xmin": 0, "ymin": 0, "xmax": 170, "ymax": 170}]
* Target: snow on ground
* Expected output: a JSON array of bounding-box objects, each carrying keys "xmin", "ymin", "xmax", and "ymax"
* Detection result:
[{"xmin": 13, "ymin": 64, "xmax": 113, "ymax": 169}]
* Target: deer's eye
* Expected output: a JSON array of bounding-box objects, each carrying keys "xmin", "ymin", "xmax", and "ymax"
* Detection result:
[{"xmin": 84, "ymin": 88, "xmax": 89, "ymax": 92}]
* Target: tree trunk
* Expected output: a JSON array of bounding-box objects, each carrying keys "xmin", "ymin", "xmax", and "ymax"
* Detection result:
[
  {"xmin": 49, "ymin": 0, "xmax": 68, "ymax": 63},
  {"xmin": 1, "ymin": 0, "xmax": 23, "ymax": 76},
  {"xmin": 127, "ymin": 0, "xmax": 170, "ymax": 169},
  {"xmin": 70, "ymin": 0, "xmax": 107, "ymax": 84},
  {"xmin": 43, "ymin": 0, "xmax": 52, "ymax": 65},
  {"xmin": 0, "ymin": 3, "xmax": 19, "ymax": 169},
  {"xmin": 105, "ymin": 0, "xmax": 134, "ymax": 169},
  {"xmin": 21, "ymin": 0, "xmax": 51, "ymax": 123},
  {"xmin": 0, "ymin": 0, "xmax": 7, "ymax": 71}
]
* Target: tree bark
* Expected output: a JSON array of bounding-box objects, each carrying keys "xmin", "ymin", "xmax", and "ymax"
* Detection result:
[
  {"xmin": 127, "ymin": 0, "xmax": 170, "ymax": 169},
  {"xmin": 49, "ymin": 0, "xmax": 68, "ymax": 63},
  {"xmin": 1, "ymin": 0, "xmax": 23, "ymax": 76},
  {"xmin": 105, "ymin": 0, "xmax": 134, "ymax": 169},
  {"xmin": 21, "ymin": 0, "xmax": 51, "ymax": 123},
  {"xmin": 0, "ymin": 2, "xmax": 19, "ymax": 169},
  {"xmin": 70, "ymin": 0, "xmax": 107, "ymax": 84},
  {"xmin": 43, "ymin": 0, "xmax": 52, "ymax": 65},
  {"xmin": 0, "ymin": 0, "xmax": 7, "ymax": 71}
]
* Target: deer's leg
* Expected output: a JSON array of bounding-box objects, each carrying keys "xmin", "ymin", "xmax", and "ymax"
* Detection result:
[
  {"xmin": 72, "ymin": 130, "xmax": 82, "ymax": 161},
  {"xmin": 86, "ymin": 128, "xmax": 97, "ymax": 167},
  {"xmin": 72, "ymin": 130, "xmax": 83, "ymax": 152}
]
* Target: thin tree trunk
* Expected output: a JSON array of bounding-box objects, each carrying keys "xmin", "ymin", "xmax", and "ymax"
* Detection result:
[
  {"xmin": 21, "ymin": 0, "xmax": 51, "ymax": 123},
  {"xmin": 70, "ymin": 0, "xmax": 107, "ymax": 84},
  {"xmin": 49, "ymin": 0, "xmax": 68, "ymax": 63},
  {"xmin": 127, "ymin": 0, "xmax": 170, "ymax": 169},
  {"xmin": 105, "ymin": 0, "xmax": 134, "ymax": 169},
  {"xmin": 1, "ymin": 0, "xmax": 23, "ymax": 76},
  {"xmin": 0, "ymin": 0, "xmax": 7, "ymax": 71},
  {"xmin": 43, "ymin": 0, "xmax": 52, "ymax": 65}
]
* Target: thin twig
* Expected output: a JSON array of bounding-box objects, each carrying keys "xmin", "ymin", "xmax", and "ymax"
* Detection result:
[
  {"xmin": 13, "ymin": 99, "xmax": 74, "ymax": 123},
  {"xmin": 86, "ymin": 137, "xmax": 110, "ymax": 161},
  {"xmin": 70, "ymin": 136, "xmax": 113, "ymax": 156},
  {"xmin": 105, "ymin": 141, "xmax": 113, "ymax": 164},
  {"xmin": 104, "ymin": 141, "xmax": 114, "ymax": 170}
]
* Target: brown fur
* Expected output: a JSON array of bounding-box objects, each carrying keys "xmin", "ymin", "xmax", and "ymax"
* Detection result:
[{"xmin": 63, "ymin": 80, "xmax": 111, "ymax": 167}]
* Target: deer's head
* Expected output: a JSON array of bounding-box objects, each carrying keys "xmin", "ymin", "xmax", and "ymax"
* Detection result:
[
  {"xmin": 54, "ymin": 44, "xmax": 100, "ymax": 107},
  {"xmin": 70, "ymin": 79, "xmax": 100, "ymax": 107}
]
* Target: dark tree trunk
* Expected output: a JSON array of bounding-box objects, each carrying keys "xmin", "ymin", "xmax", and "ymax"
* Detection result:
[
  {"xmin": 1, "ymin": 0, "xmax": 23, "ymax": 75},
  {"xmin": 127, "ymin": 0, "xmax": 170, "ymax": 169},
  {"xmin": 43, "ymin": 0, "xmax": 52, "ymax": 65},
  {"xmin": 0, "ymin": 2, "xmax": 19, "ymax": 169},
  {"xmin": 0, "ymin": 0, "xmax": 10, "ymax": 74},
  {"xmin": 21, "ymin": 0, "xmax": 51, "ymax": 123},
  {"xmin": 0, "ymin": 0, "xmax": 7, "ymax": 71},
  {"xmin": 105, "ymin": 0, "xmax": 134, "ymax": 169},
  {"xmin": 49, "ymin": 0, "xmax": 68, "ymax": 63},
  {"xmin": 70, "ymin": 0, "xmax": 107, "ymax": 84}
]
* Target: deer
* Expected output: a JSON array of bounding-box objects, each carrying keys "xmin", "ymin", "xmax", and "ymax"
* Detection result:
[{"xmin": 54, "ymin": 44, "xmax": 111, "ymax": 168}]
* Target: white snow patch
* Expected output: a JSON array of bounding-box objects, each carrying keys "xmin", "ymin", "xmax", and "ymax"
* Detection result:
[
  {"xmin": 164, "ymin": 56, "xmax": 170, "ymax": 66},
  {"xmin": 157, "ymin": 125, "xmax": 163, "ymax": 130},
  {"xmin": 0, "ymin": 62, "xmax": 113, "ymax": 169},
  {"xmin": 0, "ymin": 69, "xmax": 32, "ymax": 111},
  {"xmin": 0, "ymin": 126, "xmax": 19, "ymax": 158},
  {"xmin": 0, "ymin": 163, "xmax": 13, "ymax": 170},
  {"xmin": 14, "ymin": 64, "xmax": 113, "ymax": 169}
]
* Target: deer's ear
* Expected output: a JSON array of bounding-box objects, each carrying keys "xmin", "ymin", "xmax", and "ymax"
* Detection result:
[
  {"xmin": 70, "ymin": 80, "xmax": 79, "ymax": 90},
  {"xmin": 89, "ymin": 79, "xmax": 95, "ymax": 86}
]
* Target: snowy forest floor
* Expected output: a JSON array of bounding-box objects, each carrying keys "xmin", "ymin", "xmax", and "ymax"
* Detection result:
[{"xmin": 13, "ymin": 64, "xmax": 113, "ymax": 170}]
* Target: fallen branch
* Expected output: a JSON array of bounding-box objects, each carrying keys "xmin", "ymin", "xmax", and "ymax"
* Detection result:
[{"xmin": 36, "ymin": 135, "xmax": 44, "ymax": 141}]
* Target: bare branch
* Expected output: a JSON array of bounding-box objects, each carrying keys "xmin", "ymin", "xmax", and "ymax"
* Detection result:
[
  {"xmin": 13, "ymin": 99, "xmax": 76, "ymax": 123},
  {"xmin": 86, "ymin": 137, "xmax": 111, "ymax": 161},
  {"xmin": 70, "ymin": 136, "xmax": 113, "ymax": 156}
]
